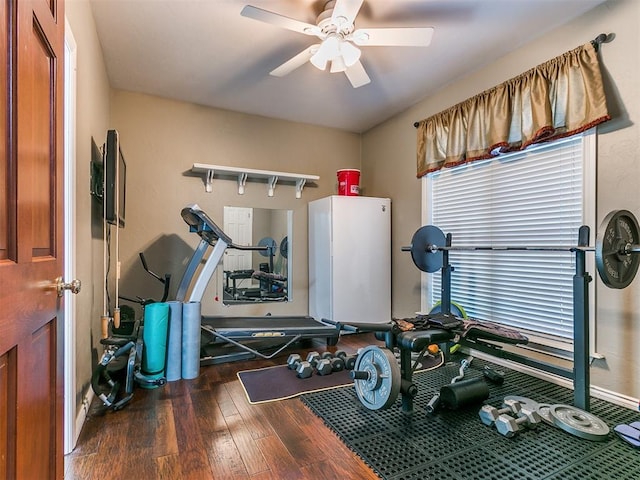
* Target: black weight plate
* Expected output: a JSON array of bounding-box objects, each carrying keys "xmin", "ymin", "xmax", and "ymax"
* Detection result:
[
  {"xmin": 595, "ymin": 210, "xmax": 640, "ymax": 289},
  {"xmin": 410, "ymin": 225, "xmax": 445, "ymax": 273},
  {"xmin": 280, "ymin": 236, "xmax": 288, "ymax": 259}
]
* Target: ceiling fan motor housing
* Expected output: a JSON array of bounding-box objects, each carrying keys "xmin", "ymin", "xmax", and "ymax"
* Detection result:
[{"xmin": 317, "ymin": 0, "xmax": 354, "ymax": 37}]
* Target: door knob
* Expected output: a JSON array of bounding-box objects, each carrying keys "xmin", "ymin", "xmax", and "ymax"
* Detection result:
[{"xmin": 56, "ymin": 277, "xmax": 81, "ymax": 297}]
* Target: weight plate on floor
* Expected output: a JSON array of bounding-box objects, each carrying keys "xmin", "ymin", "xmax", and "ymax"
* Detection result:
[
  {"xmin": 503, "ymin": 395, "xmax": 539, "ymax": 412},
  {"xmin": 549, "ymin": 404, "xmax": 610, "ymax": 441},
  {"xmin": 595, "ymin": 210, "xmax": 640, "ymax": 289},
  {"xmin": 536, "ymin": 403, "xmax": 555, "ymax": 426},
  {"xmin": 352, "ymin": 345, "xmax": 401, "ymax": 410},
  {"xmin": 410, "ymin": 226, "xmax": 445, "ymax": 273}
]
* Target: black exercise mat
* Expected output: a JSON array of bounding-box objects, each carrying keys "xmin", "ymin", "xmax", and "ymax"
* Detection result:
[
  {"xmin": 238, "ymin": 365, "xmax": 353, "ymax": 404},
  {"xmin": 301, "ymin": 357, "xmax": 640, "ymax": 480},
  {"xmin": 238, "ymin": 354, "xmax": 443, "ymax": 404}
]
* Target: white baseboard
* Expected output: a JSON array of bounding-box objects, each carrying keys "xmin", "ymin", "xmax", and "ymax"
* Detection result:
[
  {"xmin": 71, "ymin": 387, "xmax": 94, "ymax": 452},
  {"xmin": 467, "ymin": 349, "xmax": 640, "ymax": 412}
]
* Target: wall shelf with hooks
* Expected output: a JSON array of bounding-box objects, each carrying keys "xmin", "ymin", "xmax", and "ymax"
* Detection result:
[{"xmin": 191, "ymin": 163, "xmax": 319, "ymax": 198}]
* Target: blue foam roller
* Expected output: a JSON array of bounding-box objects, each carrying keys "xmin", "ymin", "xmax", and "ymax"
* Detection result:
[
  {"xmin": 165, "ymin": 301, "xmax": 183, "ymax": 382},
  {"xmin": 141, "ymin": 302, "xmax": 170, "ymax": 388},
  {"xmin": 181, "ymin": 301, "xmax": 201, "ymax": 380}
]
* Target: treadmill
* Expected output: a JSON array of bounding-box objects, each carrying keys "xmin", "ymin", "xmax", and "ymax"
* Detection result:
[{"xmin": 176, "ymin": 204, "xmax": 339, "ymax": 365}]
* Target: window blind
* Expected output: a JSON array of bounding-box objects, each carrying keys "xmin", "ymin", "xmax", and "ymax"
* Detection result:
[{"xmin": 425, "ymin": 134, "xmax": 593, "ymax": 344}]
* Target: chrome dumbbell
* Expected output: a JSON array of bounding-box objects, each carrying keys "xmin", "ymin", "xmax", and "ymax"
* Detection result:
[
  {"xmin": 495, "ymin": 407, "xmax": 541, "ymax": 438},
  {"xmin": 478, "ymin": 399, "xmax": 521, "ymax": 426}
]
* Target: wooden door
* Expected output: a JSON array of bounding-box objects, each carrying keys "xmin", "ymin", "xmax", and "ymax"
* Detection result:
[{"xmin": 0, "ymin": 0, "xmax": 65, "ymax": 478}]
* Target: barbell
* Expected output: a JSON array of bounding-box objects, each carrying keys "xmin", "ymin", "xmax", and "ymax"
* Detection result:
[{"xmin": 403, "ymin": 210, "xmax": 640, "ymax": 289}]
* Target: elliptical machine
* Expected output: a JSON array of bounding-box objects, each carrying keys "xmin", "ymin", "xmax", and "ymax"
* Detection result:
[{"xmin": 91, "ymin": 253, "xmax": 171, "ymax": 411}]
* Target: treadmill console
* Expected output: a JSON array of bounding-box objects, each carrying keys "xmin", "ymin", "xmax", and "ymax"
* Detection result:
[{"xmin": 181, "ymin": 204, "xmax": 233, "ymax": 246}]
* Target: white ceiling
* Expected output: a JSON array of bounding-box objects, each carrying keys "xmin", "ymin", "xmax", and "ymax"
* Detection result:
[{"xmin": 89, "ymin": 0, "xmax": 606, "ymax": 133}]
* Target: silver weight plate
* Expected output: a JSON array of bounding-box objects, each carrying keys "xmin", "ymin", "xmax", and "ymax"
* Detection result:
[
  {"xmin": 595, "ymin": 210, "xmax": 640, "ymax": 289},
  {"xmin": 410, "ymin": 226, "xmax": 445, "ymax": 273},
  {"xmin": 503, "ymin": 395, "xmax": 539, "ymax": 412},
  {"xmin": 352, "ymin": 345, "xmax": 401, "ymax": 410},
  {"xmin": 549, "ymin": 404, "xmax": 610, "ymax": 441},
  {"xmin": 536, "ymin": 403, "xmax": 555, "ymax": 426}
]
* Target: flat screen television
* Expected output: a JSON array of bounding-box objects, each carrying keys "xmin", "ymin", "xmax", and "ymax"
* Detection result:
[{"xmin": 104, "ymin": 129, "xmax": 126, "ymax": 228}]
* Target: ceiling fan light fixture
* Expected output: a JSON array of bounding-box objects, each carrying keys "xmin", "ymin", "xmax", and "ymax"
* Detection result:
[
  {"xmin": 330, "ymin": 56, "xmax": 347, "ymax": 73},
  {"xmin": 310, "ymin": 35, "xmax": 340, "ymax": 71},
  {"xmin": 340, "ymin": 40, "xmax": 361, "ymax": 67},
  {"xmin": 310, "ymin": 54, "xmax": 328, "ymax": 71}
]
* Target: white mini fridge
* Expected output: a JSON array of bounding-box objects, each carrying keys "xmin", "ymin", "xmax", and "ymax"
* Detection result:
[{"xmin": 308, "ymin": 195, "xmax": 391, "ymax": 324}]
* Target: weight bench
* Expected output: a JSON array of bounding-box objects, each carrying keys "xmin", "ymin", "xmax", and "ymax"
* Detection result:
[{"xmin": 332, "ymin": 314, "xmax": 528, "ymax": 413}]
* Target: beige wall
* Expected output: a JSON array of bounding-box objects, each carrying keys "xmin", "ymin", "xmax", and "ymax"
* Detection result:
[
  {"xmin": 66, "ymin": 0, "xmax": 111, "ymax": 417},
  {"xmin": 109, "ymin": 91, "xmax": 360, "ymax": 319},
  {"xmin": 362, "ymin": 0, "xmax": 640, "ymax": 398}
]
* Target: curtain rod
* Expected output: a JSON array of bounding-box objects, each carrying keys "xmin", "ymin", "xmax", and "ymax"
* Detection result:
[{"xmin": 413, "ymin": 32, "xmax": 612, "ymax": 129}]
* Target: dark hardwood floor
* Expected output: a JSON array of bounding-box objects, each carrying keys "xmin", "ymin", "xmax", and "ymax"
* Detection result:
[{"xmin": 65, "ymin": 333, "xmax": 381, "ymax": 480}]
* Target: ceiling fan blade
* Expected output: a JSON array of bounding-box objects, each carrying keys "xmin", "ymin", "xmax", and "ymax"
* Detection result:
[
  {"xmin": 352, "ymin": 27, "xmax": 435, "ymax": 47},
  {"xmin": 270, "ymin": 46, "xmax": 318, "ymax": 77},
  {"xmin": 344, "ymin": 60, "xmax": 370, "ymax": 88},
  {"xmin": 241, "ymin": 5, "xmax": 320, "ymax": 36},
  {"xmin": 331, "ymin": 0, "xmax": 364, "ymax": 26}
]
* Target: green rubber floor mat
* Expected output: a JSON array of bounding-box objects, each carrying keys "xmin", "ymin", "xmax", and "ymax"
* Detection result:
[{"xmin": 301, "ymin": 357, "xmax": 640, "ymax": 480}]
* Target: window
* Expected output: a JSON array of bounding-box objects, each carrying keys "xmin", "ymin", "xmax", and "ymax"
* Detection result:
[{"xmin": 422, "ymin": 131, "xmax": 595, "ymax": 350}]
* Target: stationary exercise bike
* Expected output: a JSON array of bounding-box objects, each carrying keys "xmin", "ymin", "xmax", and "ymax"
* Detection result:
[{"xmin": 91, "ymin": 253, "xmax": 171, "ymax": 410}]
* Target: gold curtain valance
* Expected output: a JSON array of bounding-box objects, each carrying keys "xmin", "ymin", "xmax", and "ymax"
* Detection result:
[{"xmin": 416, "ymin": 42, "xmax": 610, "ymax": 177}]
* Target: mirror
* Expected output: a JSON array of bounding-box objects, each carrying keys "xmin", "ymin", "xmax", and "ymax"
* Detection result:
[{"xmin": 222, "ymin": 206, "xmax": 292, "ymax": 304}]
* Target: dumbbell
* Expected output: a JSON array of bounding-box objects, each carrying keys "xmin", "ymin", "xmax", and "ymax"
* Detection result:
[
  {"xmin": 320, "ymin": 352, "xmax": 345, "ymax": 372},
  {"xmin": 296, "ymin": 361, "xmax": 313, "ymax": 379},
  {"xmin": 478, "ymin": 399, "xmax": 521, "ymax": 426},
  {"xmin": 316, "ymin": 358, "xmax": 333, "ymax": 376},
  {"xmin": 330, "ymin": 356, "xmax": 345, "ymax": 372},
  {"xmin": 287, "ymin": 353, "xmax": 302, "ymax": 370},
  {"xmin": 306, "ymin": 351, "xmax": 321, "ymax": 368},
  {"xmin": 495, "ymin": 407, "xmax": 541, "ymax": 438},
  {"xmin": 307, "ymin": 352, "xmax": 344, "ymax": 375},
  {"xmin": 335, "ymin": 350, "xmax": 357, "ymax": 370}
]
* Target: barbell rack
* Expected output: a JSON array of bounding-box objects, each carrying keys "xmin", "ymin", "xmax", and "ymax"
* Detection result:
[{"xmin": 402, "ymin": 209, "xmax": 640, "ymax": 411}]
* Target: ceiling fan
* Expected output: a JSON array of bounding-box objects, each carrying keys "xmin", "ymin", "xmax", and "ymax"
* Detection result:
[{"xmin": 241, "ymin": 0, "xmax": 434, "ymax": 88}]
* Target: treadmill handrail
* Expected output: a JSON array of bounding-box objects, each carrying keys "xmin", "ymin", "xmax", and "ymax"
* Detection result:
[
  {"xmin": 231, "ymin": 243, "xmax": 269, "ymax": 252},
  {"xmin": 180, "ymin": 204, "xmax": 269, "ymax": 252}
]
